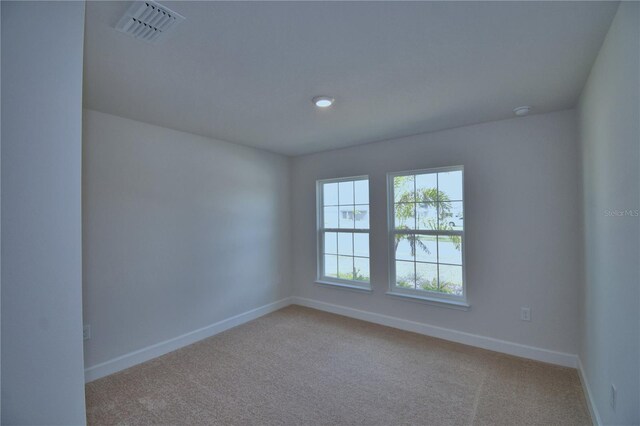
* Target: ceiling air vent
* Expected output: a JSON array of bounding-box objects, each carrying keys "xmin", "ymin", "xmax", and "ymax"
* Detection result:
[{"xmin": 115, "ymin": 1, "xmax": 185, "ymax": 44}]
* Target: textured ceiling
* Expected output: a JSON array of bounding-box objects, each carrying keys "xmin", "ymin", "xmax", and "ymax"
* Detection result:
[{"xmin": 83, "ymin": 1, "xmax": 618, "ymax": 156}]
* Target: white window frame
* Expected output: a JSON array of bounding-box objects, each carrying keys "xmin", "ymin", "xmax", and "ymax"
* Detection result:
[
  {"xmin": 386, "ymin": 166, "xmax": 468, "ymax": 308},
  {"xmin": 316, "ymin": 175, "xmax": 371, "ymax": 291}
]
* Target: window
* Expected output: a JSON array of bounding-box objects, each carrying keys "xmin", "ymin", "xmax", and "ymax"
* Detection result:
[
  {"xmin": 387, "ymin": 166, "xmax": 466, "ymax": 305},
  {"xmin": 317, "ymin": 176, "xmax": 370, "ymax": 289}
]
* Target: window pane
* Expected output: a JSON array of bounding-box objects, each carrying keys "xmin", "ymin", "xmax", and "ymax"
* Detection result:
[
  {"xmin": 394, "ymin": 203, "xmax": 415, "ymax": 230},
  {"xmin": 438, "ymin": 201, "xmax": 463, "ymax": 231},
  {"xmin": 438, "ymin": 236, "xmax": 462, "ymax": 265},
  {"xmin": 338, "ymin": 256, "xmax": 354, "ymax": 280},
  {"xmin": 438, "ymin": 264, "xmax": 463, "ymax": 296},
  {"xmin": 354, "ymin": 257, "xmax": 370, "ymax": 282},
  {"xmin": 395, "ymin": 235, "xmax": 414, "ymax": 261},
  {"xmin": 451, "ymin": 202, "xmax": 464, "ymax": 231},
  {"xmin": 417, "ymin": 202, "xmax": 438, "ymax": 230},
  {"xmin": 416, "ymin": 262, "xmax": 438, "ymax": 292},
  {"xmin": 324, "ymin": 206, "xmax": 338, "ymax": 228},
  {"xmin": 339, "ymin": 181, "xmax": 354, "ymax": 205},
  {"xmin": 319, "ymin": 177, "xmax": 370, "ymax": 286},
  {"xmin": 395, "ymin": 261, "xmax": 415, "ymax": 288},
  {"xmin": 324, "ymin": 254, "xmax": 338, "ymax": 278},
  {"xmin": 438, "ymin": 170, "xmax": 463, "ymax": 201},
  {"xmin": 323, "ymin": 182, "xmax": 339, "ymax": 206},
  {"xmin": 324, "ymin": 232, "xmax": 337, "ymax": 255},
  {"xmin": 415, "ymin": 173, "xmax": 438, "ymax": 202},
  {"xmin": 338, "ymin": 206, "xmax": 355, "ymax": 228},
  {"xmin": 354, "ymin": 179, "xmax": 369, "ymax": 204},
  {"xmin": 387, "ymin": 169, "xmax": 464, "ymax": 299},
  {"xmin": 354, "ymin": 233, "xmax": 369, "ymax": 258},
  {"xmin": 394, "ymin": 175, "xmax": 415, "ymax": 202},
  {"xmin": 415, "ymin": 235, "xmax": 437, "ymax": 263},
  {"xmin": 337, "ymin": 232, "xmax": 353, "ymax": 256},
  {"xmin": 354, "ymin": 205, "xmax": 369, "ymax": 229}
]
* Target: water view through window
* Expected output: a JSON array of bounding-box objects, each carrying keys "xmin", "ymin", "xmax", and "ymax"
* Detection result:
[
  {"xmin": 318, "ymin": 177, "xmax": 370, "ymax": 285},
  {"xmin": 390, "ymin": 167, "xmax": 465, "ymax": 300}
]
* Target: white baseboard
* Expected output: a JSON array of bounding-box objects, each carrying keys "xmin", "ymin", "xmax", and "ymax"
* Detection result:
[
  {"xmin": 84, "ymin": 297, "xmax": 293, "ymax": 383},
  {"xmin": 86, "ymin": 295, "xmax": 580, "ymax": 384},
  {"xmin": 292, "ymin": 297, "xmax": 578, "ymax": 368},
  {"xmin": 577, "ymin": 357, "xmax": 602, "ymax": 426}
]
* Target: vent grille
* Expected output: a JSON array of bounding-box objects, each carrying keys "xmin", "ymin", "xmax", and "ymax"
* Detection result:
[{"xmin": 115, "ymin": 1, "xmax": 185, "ymax": 43}]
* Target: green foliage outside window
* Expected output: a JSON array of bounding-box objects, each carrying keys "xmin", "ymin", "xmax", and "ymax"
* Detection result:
[{"xmin": 394, "ymin": 175, "xmax": 462, "ymax": 295}]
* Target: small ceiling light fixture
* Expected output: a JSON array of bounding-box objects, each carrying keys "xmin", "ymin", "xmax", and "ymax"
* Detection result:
[
  {"xmin": 313, "ymin": 96, "xmax": 335, "ymax": 108},
  {"xmin": 513, "ymin": 106, "xmax": 532, "ymax": 117}
]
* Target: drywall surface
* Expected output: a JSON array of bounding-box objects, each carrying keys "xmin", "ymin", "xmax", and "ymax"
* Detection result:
[
  {"xmin": 82, "ymin": 110, "xmax": 291, "ymax": 369},
  {"xmin": 578, "ymin": 2, "xmax": 640, "ymax": 424},
  {"xmin": 291, "ymin": 110, "xmax": 581, "ymax": 355},
  {"xmin": 1, "ymin": 2, "xmax": 87, "ymax": 424}
]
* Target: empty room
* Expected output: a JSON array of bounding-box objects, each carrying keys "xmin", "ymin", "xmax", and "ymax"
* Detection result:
[{"xmin": 1, "ymin": 1, "xmax": 639, "ymax": 425}]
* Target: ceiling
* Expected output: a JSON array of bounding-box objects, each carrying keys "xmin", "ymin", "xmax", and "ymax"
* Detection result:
[{"xmin": 83, "ymin": 1, "xmax": 618, "ymax": 156}]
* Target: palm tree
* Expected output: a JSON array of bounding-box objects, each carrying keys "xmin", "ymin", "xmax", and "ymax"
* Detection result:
[
  {"xmin": 393, "ymin": 176, "xmax": 461, "ymax": 256},
  {"xmin": 393, "ymin": 176, "xmax": 463, "ymax": 295}
]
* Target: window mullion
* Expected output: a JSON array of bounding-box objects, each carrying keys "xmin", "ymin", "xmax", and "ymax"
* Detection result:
[
  {"xmin": 393, "ymin": 229, "xmax": 461, "ymax": 237},
  {"xmin": 324, "ymin": 228, "xmax": 369, "ymax": 234}
]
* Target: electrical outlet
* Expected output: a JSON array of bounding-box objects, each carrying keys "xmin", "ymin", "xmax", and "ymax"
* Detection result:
[
  {"xmin": 83, "ymin": 324, "xmax": 91, "ymax": 341},
  {"xmin": 520, "ymin": 307, "xmax": 531, "ymax": 321},
  {"xmin": 610, "ymin": 384, "xmax": 616, "ymax": 410}
]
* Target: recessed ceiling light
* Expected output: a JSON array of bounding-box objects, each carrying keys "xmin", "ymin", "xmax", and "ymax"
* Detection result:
[
  {"xmin": 513, "ymin": 106, "xmax": 531, "ymax": 116},
  {"xmin": 313, "ymin": 96, "xmax": 335, "ymax": 108}
]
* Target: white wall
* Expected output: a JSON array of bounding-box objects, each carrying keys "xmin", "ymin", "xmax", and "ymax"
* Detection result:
[
  {"xmin": 291, "ymin": 110, "xmax": 581, "ymax": 356},
  {"xmin": 82, "ymin": 109, "xmax": 291, "ymax": 369},
  {"xmin": 578, "ymin": 2, "xmax": 640, "ymax": 425},
  {"xmin": 1, "ymin": 2, "xmax": 87, "ymax": 424}
]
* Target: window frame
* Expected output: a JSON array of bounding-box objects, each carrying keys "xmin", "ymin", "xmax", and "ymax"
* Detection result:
[
  {"xmin": 316, "ymin": 175, "xmax": 371, "ymax": 291},
  {"xmin": 386, "ymin": 166, "xmax": 468, "ymax": 307}
]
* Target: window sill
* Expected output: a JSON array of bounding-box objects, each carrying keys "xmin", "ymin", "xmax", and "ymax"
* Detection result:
[
  {"xmin": 385, "ymin": 291, "xmax": 470, "ymax": 311},
  {"xmin": 315, "ymin": 280, "xmax": 373, "ymax": 293}
]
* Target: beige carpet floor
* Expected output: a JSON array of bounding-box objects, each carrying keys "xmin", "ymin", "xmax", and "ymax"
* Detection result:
[{"xmin": 86, "ymin": 305, "xmax": 591, "ymax": 425}]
